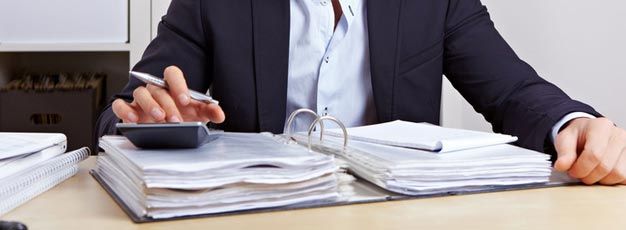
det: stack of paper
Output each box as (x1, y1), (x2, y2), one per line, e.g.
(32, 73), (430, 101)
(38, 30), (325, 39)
(299, 121), (552, 195)
(96, 133), (344, 219)
(0, 133), (90, 215)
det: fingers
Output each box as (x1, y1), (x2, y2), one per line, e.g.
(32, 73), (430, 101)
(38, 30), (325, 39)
(193, 101), (226, 123)
(581, 130), (625, 184)
(568, 118), (613, 178)
(599, 148), (626, 185)
(205, 103), (226, 123)
(118, 66), (223, 124)
(558, 118), (626, 185)
(133, 86), (166, 121)
(112, 99), (140, 122)
(164, 66), (191, 106)
(554, 128), (580, 172)
(147, 85), (183, 122)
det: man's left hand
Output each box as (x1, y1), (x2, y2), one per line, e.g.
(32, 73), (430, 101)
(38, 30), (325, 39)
(554, 117), (626, 185)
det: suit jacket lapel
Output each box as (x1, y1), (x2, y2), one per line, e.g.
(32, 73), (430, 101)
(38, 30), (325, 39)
(367, 0), (403, 122)
(251, 0), (291, 133)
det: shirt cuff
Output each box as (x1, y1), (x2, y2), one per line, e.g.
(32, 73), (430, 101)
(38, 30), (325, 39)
(551, 112), (597, 142)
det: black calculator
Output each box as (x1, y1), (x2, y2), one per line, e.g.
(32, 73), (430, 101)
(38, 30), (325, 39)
(116, 122), (218, 149)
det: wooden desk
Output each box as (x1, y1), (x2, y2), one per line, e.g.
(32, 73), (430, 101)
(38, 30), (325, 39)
(4, 157), (626, 229)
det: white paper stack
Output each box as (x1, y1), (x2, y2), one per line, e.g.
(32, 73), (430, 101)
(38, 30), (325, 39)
(300, 121), (552, 195)
(0, 133), (90, 216)
(97, 133), (343, 219)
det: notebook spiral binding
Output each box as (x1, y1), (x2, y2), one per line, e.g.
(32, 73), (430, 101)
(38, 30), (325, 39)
(283, 108), (349, 152)
(0, 166), (78, 216)
(0, 147), (91, 197)
(0, 147), (91, 216)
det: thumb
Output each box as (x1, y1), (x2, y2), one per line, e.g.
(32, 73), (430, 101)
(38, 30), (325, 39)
(554, 129), (580, 172)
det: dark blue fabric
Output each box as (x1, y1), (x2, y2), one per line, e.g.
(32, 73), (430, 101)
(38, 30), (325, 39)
(96, 0), (600, 154)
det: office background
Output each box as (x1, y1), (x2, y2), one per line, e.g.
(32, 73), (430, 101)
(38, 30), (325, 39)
(0, 0), (623, 138)
(443, 0), (626, 132)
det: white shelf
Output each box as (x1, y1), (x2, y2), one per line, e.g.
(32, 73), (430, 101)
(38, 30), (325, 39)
(0, 42), (131, 52)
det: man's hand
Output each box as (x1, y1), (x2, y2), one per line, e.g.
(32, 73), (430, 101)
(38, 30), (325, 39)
(555, 117), (626, 185)
(112, 66), (226, 124)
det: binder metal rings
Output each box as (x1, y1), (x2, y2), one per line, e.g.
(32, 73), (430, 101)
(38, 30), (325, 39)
(284, 108), (324, 141)
(284, 108), (349, 153)
(307, 116), (348, 152)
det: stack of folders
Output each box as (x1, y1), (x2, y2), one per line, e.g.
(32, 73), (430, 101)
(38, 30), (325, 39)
(0, 133), (90, 216)
(292, 120), (552, 196)
(96, 133), (350, 220)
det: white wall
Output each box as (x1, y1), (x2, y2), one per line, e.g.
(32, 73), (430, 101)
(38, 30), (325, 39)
(442, 0), (626, 132)
(151, 0), (172, 39)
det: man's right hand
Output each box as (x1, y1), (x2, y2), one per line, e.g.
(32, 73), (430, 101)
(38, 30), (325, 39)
(112, 66), (226, 124)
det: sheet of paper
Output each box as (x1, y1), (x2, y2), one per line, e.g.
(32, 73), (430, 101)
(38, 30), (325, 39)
(100, 133), (332, 173)
(301, 134), (549, 168)
(325, 120), (517, 152)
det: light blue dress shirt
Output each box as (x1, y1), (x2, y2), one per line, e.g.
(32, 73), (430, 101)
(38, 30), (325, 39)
(286, 0), (376, 132)
(285, 0), (592, 140)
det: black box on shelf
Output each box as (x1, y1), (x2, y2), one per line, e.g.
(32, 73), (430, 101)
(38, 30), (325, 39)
(0, 90), (100, 152)
(0, 73), (105, 153)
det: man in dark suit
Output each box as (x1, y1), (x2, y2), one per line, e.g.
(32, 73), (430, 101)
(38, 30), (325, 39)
(97, 0), (626, 185)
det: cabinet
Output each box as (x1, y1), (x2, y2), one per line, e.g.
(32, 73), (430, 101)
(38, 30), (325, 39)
(0, 0), (155, 99)
(0, 0), (160, 150)
(0, 0), (128, 44)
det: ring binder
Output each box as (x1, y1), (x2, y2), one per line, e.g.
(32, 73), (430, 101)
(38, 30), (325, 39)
(95, 133), (343, 221)
(306, 116), (349, 152)
(92, 108), (562, 222)
(284, 108), (324, 142)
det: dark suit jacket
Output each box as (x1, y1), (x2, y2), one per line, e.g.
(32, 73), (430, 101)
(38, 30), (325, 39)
(96, 0), (600, 153)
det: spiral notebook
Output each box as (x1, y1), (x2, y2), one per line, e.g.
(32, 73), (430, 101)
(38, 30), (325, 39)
(0, 147), (90, 216)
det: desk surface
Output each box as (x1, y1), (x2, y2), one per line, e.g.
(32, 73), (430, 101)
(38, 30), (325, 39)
(4, 157), (626, 230)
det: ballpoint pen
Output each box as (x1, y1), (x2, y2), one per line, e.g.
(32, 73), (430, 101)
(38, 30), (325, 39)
(129, 71), (219, 105)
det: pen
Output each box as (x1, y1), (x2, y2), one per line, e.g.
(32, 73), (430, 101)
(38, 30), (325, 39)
(0, 220), (27, 230)
(129, 71), (219, 105)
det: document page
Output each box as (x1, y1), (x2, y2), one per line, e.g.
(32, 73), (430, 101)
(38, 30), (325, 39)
(326, 120), (517, 152)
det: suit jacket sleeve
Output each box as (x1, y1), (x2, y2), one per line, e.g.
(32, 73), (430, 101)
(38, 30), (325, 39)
(442, 0), (600, 153)
(95, 0), (211, 139)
